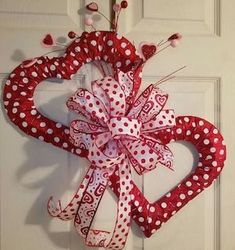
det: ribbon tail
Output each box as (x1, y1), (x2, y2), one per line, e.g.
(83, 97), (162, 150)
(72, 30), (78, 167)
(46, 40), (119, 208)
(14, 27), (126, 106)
(105, 158), (132, 249)
(47, 165), (95, 220)
(75, 157), (132, 250)
(74, 167), (110, 239)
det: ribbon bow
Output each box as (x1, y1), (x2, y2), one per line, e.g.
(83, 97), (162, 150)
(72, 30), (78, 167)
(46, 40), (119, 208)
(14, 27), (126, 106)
(48, 70), (175, 249)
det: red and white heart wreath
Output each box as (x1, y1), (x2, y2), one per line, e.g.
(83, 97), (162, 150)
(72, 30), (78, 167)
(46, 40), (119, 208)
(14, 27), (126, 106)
(3, 1), (226, 249)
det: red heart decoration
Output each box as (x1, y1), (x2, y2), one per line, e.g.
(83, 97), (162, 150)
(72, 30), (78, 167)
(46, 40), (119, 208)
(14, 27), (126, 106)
(86, 2), (98, 12)
(42, 34), (54, 46)
(109, 116), (226, 237)
(140, 43), (157, 61)
(4, 31), (142, 159)
(3, 31), (226, 237)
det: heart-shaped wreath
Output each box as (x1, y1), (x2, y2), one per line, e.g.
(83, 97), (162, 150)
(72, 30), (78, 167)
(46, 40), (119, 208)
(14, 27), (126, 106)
(3, 1), (226, 249)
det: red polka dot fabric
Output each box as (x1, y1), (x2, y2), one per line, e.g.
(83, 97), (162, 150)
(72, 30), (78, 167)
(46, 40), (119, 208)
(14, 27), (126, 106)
(3, 31), (143, 160)
(110, 116), (226, 237)
(3, 30), (226, 249)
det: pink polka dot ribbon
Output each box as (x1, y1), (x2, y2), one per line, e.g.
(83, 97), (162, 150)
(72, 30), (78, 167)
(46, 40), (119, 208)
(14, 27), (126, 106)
(48, 74), (176, 249)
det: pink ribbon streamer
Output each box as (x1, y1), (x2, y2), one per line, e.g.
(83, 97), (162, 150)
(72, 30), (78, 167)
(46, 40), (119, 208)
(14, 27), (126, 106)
(48, 70), (176, 249)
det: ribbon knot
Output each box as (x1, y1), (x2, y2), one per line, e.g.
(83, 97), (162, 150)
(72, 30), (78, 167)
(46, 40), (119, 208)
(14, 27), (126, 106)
(107, 117), (142, 139)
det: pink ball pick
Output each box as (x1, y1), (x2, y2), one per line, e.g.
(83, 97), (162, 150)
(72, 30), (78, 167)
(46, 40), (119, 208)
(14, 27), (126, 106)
(113, 3), (121, 12)
(170, 39), (179, 47)
(85, 16), (94, 26)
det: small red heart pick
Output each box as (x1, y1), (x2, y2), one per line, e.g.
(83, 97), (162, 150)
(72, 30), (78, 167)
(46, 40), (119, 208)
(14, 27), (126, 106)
(140, 43), (157, 61)
(86, 2), (98, 12)
(42, 34), (55, 47)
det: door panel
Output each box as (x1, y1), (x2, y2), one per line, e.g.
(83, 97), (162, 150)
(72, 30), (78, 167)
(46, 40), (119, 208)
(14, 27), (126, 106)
(1, 1), (235, 250)
(119, 0), (220, 36)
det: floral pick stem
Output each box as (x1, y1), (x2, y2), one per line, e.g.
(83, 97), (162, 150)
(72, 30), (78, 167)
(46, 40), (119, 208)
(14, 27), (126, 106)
(154, 44), (171, 56)
(55, 42), (67, 47)
(115, 10), (121, 31)
(154, 66), (186, 86)
(155, 76), (176, 86)
(98, 11), (114, 27)
(158, 40), (168, 47)
(91, 24), (96, 31)
(157, 39), (164, 46)
(42, 49), (65, 57)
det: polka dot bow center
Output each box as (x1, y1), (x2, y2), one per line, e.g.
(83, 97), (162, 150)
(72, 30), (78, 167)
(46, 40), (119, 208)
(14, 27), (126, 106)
(67, 69), (176, 174)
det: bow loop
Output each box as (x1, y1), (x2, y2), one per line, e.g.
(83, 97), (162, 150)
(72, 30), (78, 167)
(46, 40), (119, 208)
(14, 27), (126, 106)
(67, 88), (109, 126)
(122, 139), (159, 174)
(93, 76), (127, 117)
(128, 84), (168, 123)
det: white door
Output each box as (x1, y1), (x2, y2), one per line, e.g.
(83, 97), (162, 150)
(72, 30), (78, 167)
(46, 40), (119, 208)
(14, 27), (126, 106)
(1, 1), (234, 250)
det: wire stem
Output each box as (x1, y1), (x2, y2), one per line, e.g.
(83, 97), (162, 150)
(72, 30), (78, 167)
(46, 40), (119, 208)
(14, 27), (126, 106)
(157, 39), (164, 46)
(154, 44), (171, 56)
(98, 11), (114, 27)
(155, 76), (176, 86)
(55, 42), (67, 47)
(91, 24), (96, 31)
(42, 49), (65, 57)
(154, 66), (186, 86)
(115, 10), (121, 32)
(158, 40), (168, 47)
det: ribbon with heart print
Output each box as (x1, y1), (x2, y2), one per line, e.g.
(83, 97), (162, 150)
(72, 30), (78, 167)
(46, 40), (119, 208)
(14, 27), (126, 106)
(47, 70), (175, 248)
